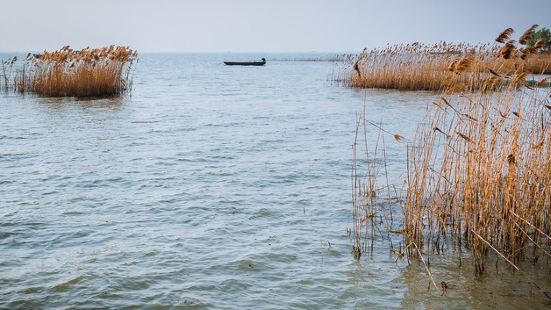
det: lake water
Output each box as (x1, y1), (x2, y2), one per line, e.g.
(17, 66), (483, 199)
(1, 54), (550, 309)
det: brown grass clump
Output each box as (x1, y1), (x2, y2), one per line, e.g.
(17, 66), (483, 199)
(2, 46), (137, 97)
(404, 26), (551, 274)
(340, 42), (495, 91)
(341, 30), (551, 91)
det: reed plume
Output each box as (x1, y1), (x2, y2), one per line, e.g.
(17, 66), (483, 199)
(519, 24), (539, 45)
(496, 28), (514, 43)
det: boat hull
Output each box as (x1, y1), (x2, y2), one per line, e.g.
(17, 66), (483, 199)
(224, 61), (266, 66)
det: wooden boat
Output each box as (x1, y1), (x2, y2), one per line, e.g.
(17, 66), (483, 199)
(224, 58), (266, 66)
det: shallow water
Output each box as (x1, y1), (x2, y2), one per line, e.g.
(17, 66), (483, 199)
(1, 53), (550, 309)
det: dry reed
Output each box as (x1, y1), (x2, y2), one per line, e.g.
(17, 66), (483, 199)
(341, 38), (551, 91)
(404, 27), (551, 274)
(2, 46), (137, 97)
(352, 26), (551, 278)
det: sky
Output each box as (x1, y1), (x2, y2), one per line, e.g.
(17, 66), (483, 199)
(1, 0), (550, 53)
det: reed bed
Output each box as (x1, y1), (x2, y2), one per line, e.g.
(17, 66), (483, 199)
(353, 26), (551, 278)
(342, 42), (491, 91)
(406, 27), (551, 275)
(342, 37), (551, 91)
(1, 46), (137, 97)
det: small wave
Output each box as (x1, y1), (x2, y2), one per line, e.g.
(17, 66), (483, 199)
(52, 275), (85, 292)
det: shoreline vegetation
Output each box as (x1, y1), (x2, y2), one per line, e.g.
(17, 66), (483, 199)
(1, 46), (137, 97)
(340, 26), (551, 92)
(353, 25), (551, 287)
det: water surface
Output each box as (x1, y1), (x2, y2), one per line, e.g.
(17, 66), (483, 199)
(1, 53), (550, 309)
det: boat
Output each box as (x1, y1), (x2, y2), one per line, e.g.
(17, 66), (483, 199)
(224, 58), (266, 66)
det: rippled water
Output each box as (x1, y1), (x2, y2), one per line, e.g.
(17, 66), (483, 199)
(1, 54), (550, 309)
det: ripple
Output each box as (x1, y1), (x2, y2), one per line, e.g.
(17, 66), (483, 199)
(52, 275), (85, 292)
(1, 54), (531, 309)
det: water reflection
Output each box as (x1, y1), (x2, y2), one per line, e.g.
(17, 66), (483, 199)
(400, 254), (551, 309)
(36, 95), (126, 111)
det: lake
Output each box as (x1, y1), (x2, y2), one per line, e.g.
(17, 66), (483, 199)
(1, 53), (550, 309)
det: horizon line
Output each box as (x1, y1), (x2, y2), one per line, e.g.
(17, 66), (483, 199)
(0, 50), (358, 54)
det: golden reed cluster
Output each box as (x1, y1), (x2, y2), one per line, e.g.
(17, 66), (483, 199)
(1, 45), (137, 97)
(352, 26), (550, 279)
(405, 26), (550, 275)
(343, 25), (550, 91)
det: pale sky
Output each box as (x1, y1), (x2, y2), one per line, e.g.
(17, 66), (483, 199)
(1, 0), (550, 53)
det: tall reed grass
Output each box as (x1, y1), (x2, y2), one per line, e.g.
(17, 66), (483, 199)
(341, 34), (551, 91)
(353, 26), (551, 278)
(405, 27), (551, 274)
(1, 46), (137, 97)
